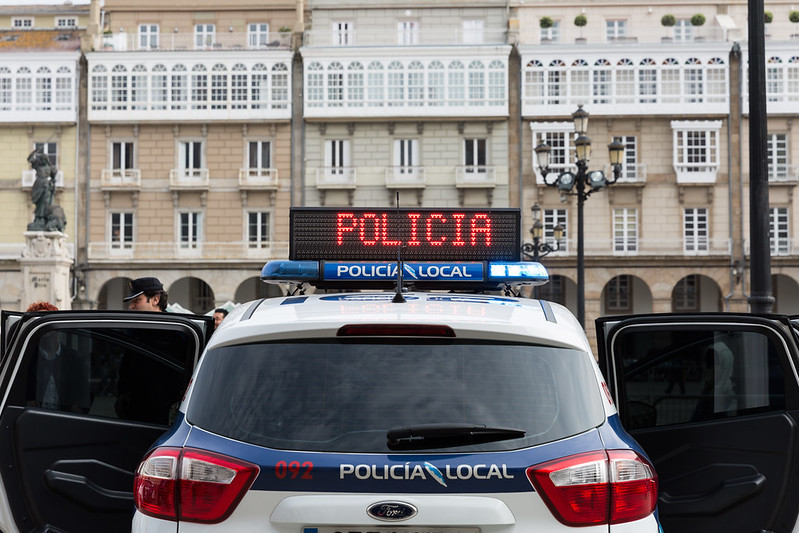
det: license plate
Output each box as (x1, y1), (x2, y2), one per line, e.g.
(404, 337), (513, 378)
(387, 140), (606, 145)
(305, 528), (480, 533)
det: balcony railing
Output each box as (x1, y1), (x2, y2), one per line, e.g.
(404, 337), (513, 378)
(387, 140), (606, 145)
(674, 164), (719, 184)
(88, 240), (290, 261)
(560, 237), (732, 256)
(239, 168), (279, 189)
(768, 164), (799, 183)
(316, 167), (356, 189)
(605, 163), (647, 183)
(169, 168), (210, 190)
(97, 31), (292, 52)
(455, 166), (496, 188)
(100, 168), (141, 190)
(385, 167), (425, 188)
(303, 27), (508, 47)
(22, 170), (65, 189)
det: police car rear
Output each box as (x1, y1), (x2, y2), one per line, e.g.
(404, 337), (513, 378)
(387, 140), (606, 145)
(132, 208), (659, 532)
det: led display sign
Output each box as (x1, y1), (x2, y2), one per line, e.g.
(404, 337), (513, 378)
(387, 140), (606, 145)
(290, 208), (521, 262)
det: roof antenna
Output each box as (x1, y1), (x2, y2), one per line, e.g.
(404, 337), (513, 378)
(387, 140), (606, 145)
(392, 192), (406, 303)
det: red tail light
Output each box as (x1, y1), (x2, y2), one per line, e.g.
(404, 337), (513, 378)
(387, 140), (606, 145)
(526, 450), (657, 526)
(134, 447), (259, 524)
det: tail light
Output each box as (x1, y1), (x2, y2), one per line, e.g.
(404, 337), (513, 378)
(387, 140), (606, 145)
(134, 447), (259, 524)
(526, 450), (657, 526)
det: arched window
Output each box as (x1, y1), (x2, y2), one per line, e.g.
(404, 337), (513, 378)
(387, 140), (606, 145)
(171, 64), (188, 109)
(90, 65), (107, 110)
(428, 60), (445, 106)
(53, 65), (73, 111)
(211, 63), (228, 109)
(570, 59), (589, 104)
(271, 63), (289, 109)
(328, 62), (344, 107)
(684, 58), (703, 103)
(131, 64), (147, 110)
(306, 62), (324, 107)
(387, 61), (404, 107)
(616, 58), (635, 104)
(231, 64), (248, 109)
(0, 67), (11, 110)
(767, 56), (784, 102)
(152, 64), (168, 110)
(252, 63), (268, 109)
(448, 60), (465, 106)
(468, 60), (485, 106)
(661, 58), (680, 103)
(488, 60), (505, 106)
(191, 64), (208, 110)
(788, 57), (799, 102)
(110, 65), (127, 110)
(408, 61), (424, 106)
(547, 59), (566, 105)
(638, 58), (657, 103)
(592, 59), (611, 104)
(367, 61), (384, 107)
(347, 62), (364, 107)
(706, 57), (726, 103)
(524, 59), (544, 106)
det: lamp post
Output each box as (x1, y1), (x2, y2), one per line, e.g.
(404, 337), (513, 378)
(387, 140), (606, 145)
(534, 105), (625, 327)
(522, 203), (564, 298)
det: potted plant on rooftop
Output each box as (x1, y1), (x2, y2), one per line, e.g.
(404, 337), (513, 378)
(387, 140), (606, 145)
(574, 14), (587, 43)
(791, 11), (799, 39)
(690, 13), (706, 40)
(765, 11), (773, 38)
(540, 16), (554, 43)
(661, 14), (676, 42)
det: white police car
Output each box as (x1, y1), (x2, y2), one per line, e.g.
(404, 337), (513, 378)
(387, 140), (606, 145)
(130, 207), (660, 532)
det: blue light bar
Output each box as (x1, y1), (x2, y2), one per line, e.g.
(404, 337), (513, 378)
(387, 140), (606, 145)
(261, 260), (320, 284)
(260, 260), (549, 287)
(487, 262), (549, 285)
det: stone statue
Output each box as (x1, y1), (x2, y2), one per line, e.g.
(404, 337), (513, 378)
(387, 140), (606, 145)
(27, 149), (66, 232)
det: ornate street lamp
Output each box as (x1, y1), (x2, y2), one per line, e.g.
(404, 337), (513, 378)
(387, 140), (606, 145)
(534, 105), (625, 327)
(522, 203), (564, 298)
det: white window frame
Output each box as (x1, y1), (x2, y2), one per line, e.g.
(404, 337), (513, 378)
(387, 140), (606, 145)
(247, 140), (272, 170)
(246, 210), (272, 249)
(56, 17), (77, 29)
(397, 21), (419, 45)
(324, 139), (351, 177)
(544, 208), (568, 254)
(605, 19), (628, 40)
(12, 18), (33, 29)
(177, 211), (202, 250)
(770, 206), (790, 255)
(683, 207), (709, 254)
(672, 120), (721, 183)
(248, 23), (270, 48)
(613, 135), (640, 181)
(464, 138), (487, 171)
(138, 24), (159, 50)
(33, 142), (57, 167)
(111, 141), (135, 170)
(194, 24), (215, 49)
(531, 122), (575, 182)
(463, 19), (484, 44)
(767, 133), (790, 181)
(674, 19), (693, 41)
(540, 21), (560, 42)
(613, 207), (638, 253)
(178, 140), (204, 174)
(109, 211), (134, 252)
(333, 21), (354, 45)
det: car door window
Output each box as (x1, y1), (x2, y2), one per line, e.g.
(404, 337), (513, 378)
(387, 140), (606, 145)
(615, 328), (786, 429)
(18, 326), (192, 425)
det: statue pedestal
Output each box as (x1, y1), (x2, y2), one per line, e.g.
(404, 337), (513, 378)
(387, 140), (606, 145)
(18, 231), (74, 310)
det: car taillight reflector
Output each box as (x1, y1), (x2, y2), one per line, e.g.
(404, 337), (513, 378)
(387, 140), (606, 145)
(527, 450), (657, 526)
(134, 447), (259, 524)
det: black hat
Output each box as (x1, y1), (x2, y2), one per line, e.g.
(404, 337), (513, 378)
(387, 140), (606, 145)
(123, 277), (164, 302)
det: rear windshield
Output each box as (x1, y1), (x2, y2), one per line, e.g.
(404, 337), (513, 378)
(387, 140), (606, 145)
(187, 341), (605, 453)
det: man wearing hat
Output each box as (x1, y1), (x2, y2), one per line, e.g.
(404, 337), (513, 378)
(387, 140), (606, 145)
(123, 277), (168, 312)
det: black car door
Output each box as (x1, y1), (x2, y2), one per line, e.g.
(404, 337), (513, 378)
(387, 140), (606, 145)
(596, 313), (799, 533)
(0, 310), (212, 533)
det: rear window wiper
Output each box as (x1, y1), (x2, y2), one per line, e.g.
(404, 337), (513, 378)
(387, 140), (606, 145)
(386, 423), (525, 450)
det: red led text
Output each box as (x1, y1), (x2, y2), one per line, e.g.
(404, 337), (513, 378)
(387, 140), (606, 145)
(336, 212), (492, 248)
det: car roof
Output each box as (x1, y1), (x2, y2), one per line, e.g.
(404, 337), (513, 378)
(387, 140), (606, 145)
(206, 292), (592, 353)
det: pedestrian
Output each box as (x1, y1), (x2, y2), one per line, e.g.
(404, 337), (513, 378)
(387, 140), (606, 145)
(123, 277), (168, 311)
(212, 308), (228, 330)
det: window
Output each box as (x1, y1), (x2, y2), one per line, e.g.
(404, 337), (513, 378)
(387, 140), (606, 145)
(231, 64), (247, 109)
(194, 24), (215, 49)
(248, 23), (269, 48)
(367, 62), (384, 107)
(463, 20), (484, 44)
(179, 212), (202, 249)
(131, 65), (147, 110)
(544, 208), (568, 252)
(0, 68), (10, 110)
(468, 60), (485, 105)
(56, 17), (77, 29)
(34, 142), (57, 167)
(328, 62), (344, 106)
(152, 65), (168, 110)
(464, 138), (487, 171)
(592, 59), (611, 104)
(408, 61), (424, 106)
(613, 327), (786, 430)
(36, 66), (52, 111)
(171, 65), (187, 109)
(179, 141), (203, 173)
(616, 59), (635, 104)
(112, 142), (134, 170)
(673, 276), (699, 311)
(685, 58), (704, 102)
(538, 275), (564, 305)
(448, 61), (465, 106)
(767, 133), (789, 181)
(248, 141), (272, 170)
(613, 208), (638, 253)
(333, 22), (354, 45)
(191, 65), (208, 109)
(770, 207), (790, 255)
(110, 65), (128, 110)
(251, 63), (268, 109)
(271, 63), (289, 109)
(532, 125), (573, 174)
(613, 135), (638, 180)
(90, 65), (107, 111)
(606, 19), (627, 40)
(325, 139), (350, 175)
(210, 64), (228, 109)
(605, 275), (631, 313)
(672, 121), (721, 179)
(13, 18), (33, 29)
(394, 139), (419, 173)
(674, 19), (693, 41)
(540, 20), (560, 42)
(397, 21), (419, 45)
(110, 212), (134, 250)
(428, 61), (445, 106)
(138, 24), (159, 49)
(347, 62), (364, 106)
(684, 207), (709, 253)
(247, 211), (271, 249)
(638, 59), (657, 103)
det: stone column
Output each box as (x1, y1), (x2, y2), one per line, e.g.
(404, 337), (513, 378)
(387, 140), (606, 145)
(19, 231), (74, 310)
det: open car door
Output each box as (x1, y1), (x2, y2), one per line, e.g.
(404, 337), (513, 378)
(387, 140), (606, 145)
(0, 310), (212, 533)
(596, 313), (799, 533)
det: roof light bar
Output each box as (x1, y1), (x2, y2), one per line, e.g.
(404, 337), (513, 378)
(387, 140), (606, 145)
(261, 260), (548, 287)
